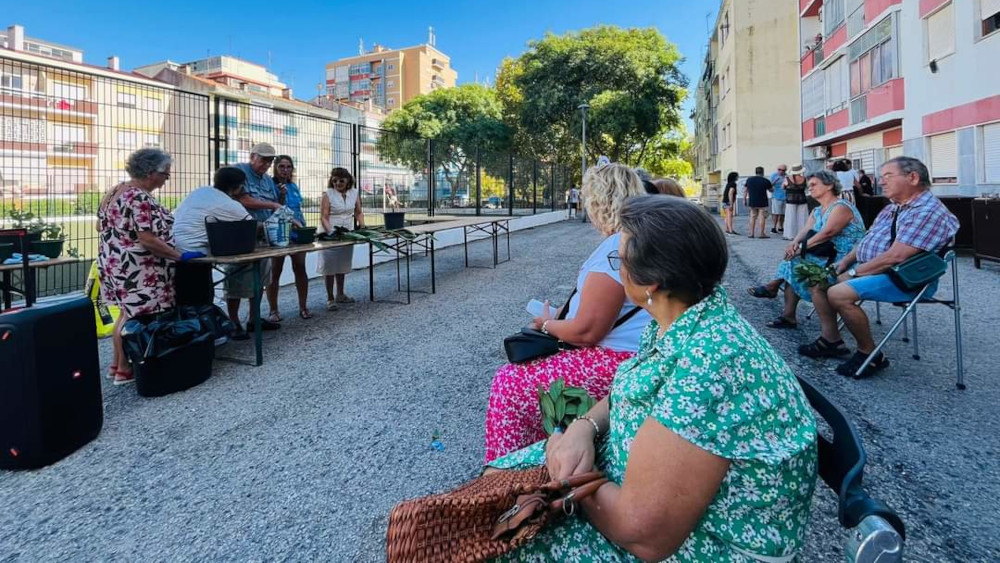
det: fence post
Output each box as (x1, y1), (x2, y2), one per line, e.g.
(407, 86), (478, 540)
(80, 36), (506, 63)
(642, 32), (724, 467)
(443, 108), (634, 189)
(351, 124), (360, 194)
(211, 96), (220, 173)
(507, 154), (514, 216)
(532, 160), (538, 214)
(427, 139), (435, 217)
(551, 163), (557, 212)
(475, 146), (482, 217)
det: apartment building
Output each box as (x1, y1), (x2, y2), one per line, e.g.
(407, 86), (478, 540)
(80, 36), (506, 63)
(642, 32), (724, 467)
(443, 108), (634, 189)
(324, 33), (457, 112)
(799, 0), (1000, 195)
(693, 0), (803, 208)
(135, 56), (289, 98)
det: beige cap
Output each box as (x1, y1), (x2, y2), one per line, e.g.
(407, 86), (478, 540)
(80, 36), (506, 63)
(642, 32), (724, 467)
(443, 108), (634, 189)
(789, 164), (805, 175)
(250, 142), (276, 157)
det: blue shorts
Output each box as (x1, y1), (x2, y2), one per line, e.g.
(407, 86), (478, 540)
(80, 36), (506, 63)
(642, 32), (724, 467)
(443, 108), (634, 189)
(845, 274), (938, 304)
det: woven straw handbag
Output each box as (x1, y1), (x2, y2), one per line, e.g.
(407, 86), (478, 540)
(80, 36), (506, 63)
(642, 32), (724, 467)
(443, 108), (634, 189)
(386, 468), (607, 562)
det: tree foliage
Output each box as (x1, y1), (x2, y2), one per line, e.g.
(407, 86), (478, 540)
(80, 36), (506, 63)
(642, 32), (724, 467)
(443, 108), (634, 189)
(377, 84), (511, 203)
(497, 26), (688, 173)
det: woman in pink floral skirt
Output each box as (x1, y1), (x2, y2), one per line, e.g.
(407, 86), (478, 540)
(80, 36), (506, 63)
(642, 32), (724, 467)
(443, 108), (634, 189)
(484, 163), (650, 462)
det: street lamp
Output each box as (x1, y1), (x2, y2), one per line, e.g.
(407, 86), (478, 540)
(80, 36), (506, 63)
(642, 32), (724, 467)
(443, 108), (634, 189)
(578, 103), (590, 181)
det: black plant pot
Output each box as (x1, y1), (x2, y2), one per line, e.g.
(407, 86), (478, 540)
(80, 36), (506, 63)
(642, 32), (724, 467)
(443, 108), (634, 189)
(0, 243), (13, 262)
(383, 212), (405, 230)
(31, 239), (65, 259)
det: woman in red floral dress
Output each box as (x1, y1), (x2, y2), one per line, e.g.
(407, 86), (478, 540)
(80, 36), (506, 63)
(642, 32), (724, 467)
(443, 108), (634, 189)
(97, 148), (185, 386)
(483, 164), (652, 462)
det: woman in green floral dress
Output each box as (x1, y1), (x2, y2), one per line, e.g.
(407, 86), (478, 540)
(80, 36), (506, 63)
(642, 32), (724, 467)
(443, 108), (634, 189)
(488, 196), (819, 562)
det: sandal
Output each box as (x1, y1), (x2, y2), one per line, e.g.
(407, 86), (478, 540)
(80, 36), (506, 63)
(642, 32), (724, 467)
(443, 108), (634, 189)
(267, 311), (282, 323)
(837, 351), (891, 379)
(326, 299), (339, 311)
(300, 308), (313, 320)
(335, 294), (355, 304)
(798, 337), (850, 358)
(112, 369), (135, 386)
(765, 316), (798, 329)
(747, 285), (778, 299)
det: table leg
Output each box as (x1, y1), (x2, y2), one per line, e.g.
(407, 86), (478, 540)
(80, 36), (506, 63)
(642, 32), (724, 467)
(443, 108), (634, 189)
(430, 235), (436, 294)
(464, 227), (469, 267)
(396, 237), (402, 292)
(406, 242), (411, 305)
(505, 221), (511, 262)
(2, 271), (11, 310)
(369, 242), (375, 302)
(492, 223), (499, 268)
(252, 261), (263, 367)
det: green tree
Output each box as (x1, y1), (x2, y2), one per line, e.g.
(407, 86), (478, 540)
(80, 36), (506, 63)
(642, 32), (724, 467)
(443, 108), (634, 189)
(497, 26), (687, 175)
(377, 84), (510, 205)
(639, 132), (694, 179)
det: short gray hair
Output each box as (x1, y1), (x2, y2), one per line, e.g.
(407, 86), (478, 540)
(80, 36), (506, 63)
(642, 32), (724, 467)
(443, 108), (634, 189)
(618, 195), (728, 305)
(884, 156), (931, 188)
(807, 169), (842, 195)
(125, 148), (173, 180)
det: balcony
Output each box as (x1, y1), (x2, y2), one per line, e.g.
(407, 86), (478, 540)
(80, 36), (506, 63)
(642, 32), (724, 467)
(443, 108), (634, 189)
(0, 90), (98, 117)
(801, 0), (822, 17)
(51, 141), (98, 156)
(431, 58), (444, 70)
(0, 140), (46, 155)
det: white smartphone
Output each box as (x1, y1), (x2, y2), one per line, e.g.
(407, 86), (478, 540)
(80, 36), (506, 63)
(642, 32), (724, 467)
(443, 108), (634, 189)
(526, 299), (559, 318)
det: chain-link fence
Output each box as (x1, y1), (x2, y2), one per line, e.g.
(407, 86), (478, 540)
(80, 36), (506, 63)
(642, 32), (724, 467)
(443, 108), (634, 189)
(1, 53), (574, 298)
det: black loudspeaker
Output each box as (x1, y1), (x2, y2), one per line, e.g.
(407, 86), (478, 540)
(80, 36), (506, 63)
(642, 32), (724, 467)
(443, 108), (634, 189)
(0, 296), (103, 469)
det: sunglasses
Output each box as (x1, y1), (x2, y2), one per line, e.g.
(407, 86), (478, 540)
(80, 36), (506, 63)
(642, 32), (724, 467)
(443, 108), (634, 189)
(607, 250), (621, 271)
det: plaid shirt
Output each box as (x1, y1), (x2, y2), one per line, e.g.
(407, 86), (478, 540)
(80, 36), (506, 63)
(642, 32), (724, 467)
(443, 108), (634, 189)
(855, 190), (959, 264)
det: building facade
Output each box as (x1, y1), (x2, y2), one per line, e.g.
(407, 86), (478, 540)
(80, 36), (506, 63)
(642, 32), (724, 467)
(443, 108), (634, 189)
(799, 0), (1000, 195)
(324, 40), (457, 112)
(693, 0), (803, 207)
(135, 56), (289, 98)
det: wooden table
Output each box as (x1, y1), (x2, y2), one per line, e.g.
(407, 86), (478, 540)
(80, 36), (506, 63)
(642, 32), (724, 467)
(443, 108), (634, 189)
(0, 257), (81, 310)
(191, 239), (357, 367)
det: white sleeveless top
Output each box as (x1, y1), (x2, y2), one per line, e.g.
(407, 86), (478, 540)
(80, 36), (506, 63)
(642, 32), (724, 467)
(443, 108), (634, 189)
(325, 187), (358, 232)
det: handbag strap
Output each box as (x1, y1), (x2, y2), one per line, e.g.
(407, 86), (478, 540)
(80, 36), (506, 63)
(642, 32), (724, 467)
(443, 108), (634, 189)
(556, 288), (576, 321)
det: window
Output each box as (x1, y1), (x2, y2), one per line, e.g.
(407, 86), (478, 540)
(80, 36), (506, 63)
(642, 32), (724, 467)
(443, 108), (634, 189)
(144, 134), (161, 148)
(387, 79), (395, 87)
(116, 92), (136, 108)
(725, 67), (731, 93)
(0, 73), (24, 91)
(388, 98), (395, 107)
(144, 97), (162, 112)
(825, 57), (849, 112)
(982, 0), (1000, 35)
(387, 64), (395, 71)
(982, 122), (1000, 183)
(720, 12), (730, 46)
(929, 132), (958, 183)
(52, 82), (86, 100)
(117, 130), (137, 148)
(886, 145), (904, 160)
(802, 71), (826, 118)
(850, 31), (896, 99)
(1, 116), (46, 142)
(824, 0), (847, 36)
(927, 3), (956, 62)
(53, 125), (85, 143)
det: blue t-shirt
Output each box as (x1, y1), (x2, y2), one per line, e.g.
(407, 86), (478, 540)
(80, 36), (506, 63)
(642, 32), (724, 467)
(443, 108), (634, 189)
(234, 162), (279, 222)
(278, 181), (306, 226)
(770, 172), (786, 201)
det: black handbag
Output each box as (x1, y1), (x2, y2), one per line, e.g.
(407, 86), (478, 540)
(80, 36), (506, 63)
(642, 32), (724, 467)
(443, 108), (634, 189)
(799, 230), (838, 266)
(503, 289), (641, 364)
(885, 209), (948, 292)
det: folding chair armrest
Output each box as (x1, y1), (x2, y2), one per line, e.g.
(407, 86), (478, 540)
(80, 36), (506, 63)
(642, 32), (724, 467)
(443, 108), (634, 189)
(842, 489), (906, 539)
(845, 514), (904, 563)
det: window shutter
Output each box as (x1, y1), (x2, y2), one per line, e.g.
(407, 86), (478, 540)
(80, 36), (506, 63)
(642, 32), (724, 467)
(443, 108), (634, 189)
(927, 4), (956, 61)
(982, 0), (1000, 19)
(886, 146), (904, 160)
(983, 123), (1000, 183)
(930, 132), (958, 182)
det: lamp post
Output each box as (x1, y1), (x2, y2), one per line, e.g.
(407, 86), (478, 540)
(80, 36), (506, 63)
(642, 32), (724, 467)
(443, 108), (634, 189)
(578, 103), (590, 181)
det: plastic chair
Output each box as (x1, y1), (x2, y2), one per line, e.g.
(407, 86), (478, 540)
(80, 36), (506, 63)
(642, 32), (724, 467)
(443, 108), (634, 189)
(854, 248), (965, 389)
(797, 375), (905, 562)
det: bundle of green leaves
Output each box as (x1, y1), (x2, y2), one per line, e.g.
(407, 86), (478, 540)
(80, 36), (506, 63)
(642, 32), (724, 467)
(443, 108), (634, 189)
(538, 378), (596, 436)
(793, 262), (838, 290)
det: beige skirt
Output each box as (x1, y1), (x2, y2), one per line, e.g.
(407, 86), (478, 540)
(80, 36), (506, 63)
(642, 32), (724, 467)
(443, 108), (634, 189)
(317, 245), (353, 275)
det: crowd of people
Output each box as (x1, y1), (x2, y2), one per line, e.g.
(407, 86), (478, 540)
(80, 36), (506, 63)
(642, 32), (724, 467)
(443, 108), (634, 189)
(96, 144), (364, 386)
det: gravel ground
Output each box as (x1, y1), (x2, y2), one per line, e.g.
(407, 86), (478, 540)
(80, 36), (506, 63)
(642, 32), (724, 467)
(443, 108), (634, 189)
(1, 215), (998, 561)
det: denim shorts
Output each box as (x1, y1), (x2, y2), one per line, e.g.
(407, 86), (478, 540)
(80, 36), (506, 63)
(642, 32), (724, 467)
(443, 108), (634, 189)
(845, 273), (938, 304)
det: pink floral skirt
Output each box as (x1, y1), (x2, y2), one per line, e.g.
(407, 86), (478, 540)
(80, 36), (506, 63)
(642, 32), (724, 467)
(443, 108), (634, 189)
(484, 346), (634, 463)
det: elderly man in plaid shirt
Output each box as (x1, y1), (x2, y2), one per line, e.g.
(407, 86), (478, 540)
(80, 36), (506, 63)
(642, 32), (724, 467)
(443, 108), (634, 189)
(799, 156), (959, 378)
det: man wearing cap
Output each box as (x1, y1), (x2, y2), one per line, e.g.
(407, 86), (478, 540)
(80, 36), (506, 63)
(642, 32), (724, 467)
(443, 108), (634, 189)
(226, 143), (284, 337)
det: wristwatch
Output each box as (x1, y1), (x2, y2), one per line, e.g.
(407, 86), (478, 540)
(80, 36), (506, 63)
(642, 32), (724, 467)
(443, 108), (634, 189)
(847, 268), (858, 278)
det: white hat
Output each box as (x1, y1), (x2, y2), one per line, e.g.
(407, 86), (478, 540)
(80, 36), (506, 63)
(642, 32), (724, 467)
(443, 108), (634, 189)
(250, 142), (276, 157)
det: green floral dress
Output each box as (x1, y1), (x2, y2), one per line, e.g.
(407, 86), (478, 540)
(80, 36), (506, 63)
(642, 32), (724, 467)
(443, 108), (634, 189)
(489, 287), (818, 562)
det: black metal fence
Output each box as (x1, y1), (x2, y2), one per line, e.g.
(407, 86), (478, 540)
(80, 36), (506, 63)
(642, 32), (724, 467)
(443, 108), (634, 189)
(0, 53), (573, 298)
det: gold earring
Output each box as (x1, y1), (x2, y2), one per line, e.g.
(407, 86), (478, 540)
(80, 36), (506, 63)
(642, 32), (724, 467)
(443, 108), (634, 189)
(645, 290), (653, 306)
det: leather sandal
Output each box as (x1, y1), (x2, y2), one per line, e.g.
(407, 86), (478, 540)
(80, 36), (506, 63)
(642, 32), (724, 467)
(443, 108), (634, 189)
(798, 337), (850, 358)
(766, 316), (798, 329)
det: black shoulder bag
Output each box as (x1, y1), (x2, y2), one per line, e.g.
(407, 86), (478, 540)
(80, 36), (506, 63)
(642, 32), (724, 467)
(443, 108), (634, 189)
(503, 289), (642, 364)
(885, 208), (948, 292)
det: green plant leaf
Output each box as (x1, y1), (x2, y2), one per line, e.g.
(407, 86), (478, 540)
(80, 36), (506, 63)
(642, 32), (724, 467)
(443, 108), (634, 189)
(540, 393), (556, 419)
(542, 418), (556, 436)
(550, 377), (564, 397)
(555, 395), (566, 422)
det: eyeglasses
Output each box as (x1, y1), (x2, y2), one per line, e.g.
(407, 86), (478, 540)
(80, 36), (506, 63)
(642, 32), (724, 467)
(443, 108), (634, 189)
(607, 250), (621, 271)
(880, 172), (904, 182)
(256, 156), (275, 163)
(155, 171), (171, 179)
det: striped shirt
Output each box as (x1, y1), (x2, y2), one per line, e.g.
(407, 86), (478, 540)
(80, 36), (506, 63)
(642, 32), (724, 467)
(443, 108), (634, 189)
(855, 190), (959, 264)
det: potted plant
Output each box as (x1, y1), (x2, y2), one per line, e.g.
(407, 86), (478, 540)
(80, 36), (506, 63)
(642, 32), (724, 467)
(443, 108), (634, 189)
(382, 185), (405, 230)
(30, 222), (66, 259)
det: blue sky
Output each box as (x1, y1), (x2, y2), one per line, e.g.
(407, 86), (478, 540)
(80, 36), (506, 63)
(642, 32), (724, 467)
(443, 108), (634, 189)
(5, 0), (716, 127)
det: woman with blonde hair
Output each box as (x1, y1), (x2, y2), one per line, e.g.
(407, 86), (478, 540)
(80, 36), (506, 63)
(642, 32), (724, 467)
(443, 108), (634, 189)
(484, 163), (651, 462)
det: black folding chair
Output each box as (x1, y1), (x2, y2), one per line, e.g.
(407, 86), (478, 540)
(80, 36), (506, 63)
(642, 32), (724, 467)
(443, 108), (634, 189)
(797, 375), (905, 562)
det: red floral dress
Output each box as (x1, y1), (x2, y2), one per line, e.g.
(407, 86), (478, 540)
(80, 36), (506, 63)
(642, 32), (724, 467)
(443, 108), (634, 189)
(97, 183), (176, 317)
